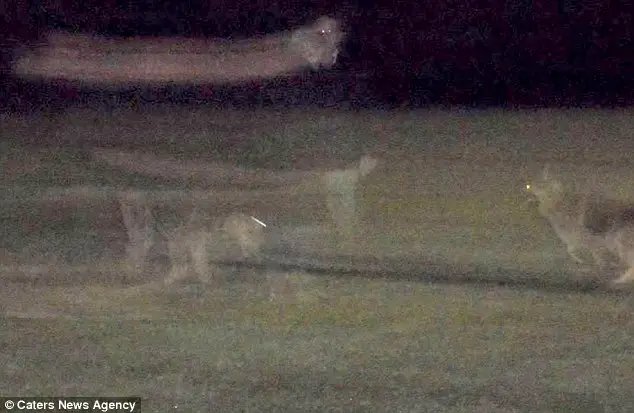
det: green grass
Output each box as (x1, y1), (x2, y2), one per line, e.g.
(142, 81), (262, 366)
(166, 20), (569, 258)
(3, 107), (634, 411)
(2, 277), (633, 411)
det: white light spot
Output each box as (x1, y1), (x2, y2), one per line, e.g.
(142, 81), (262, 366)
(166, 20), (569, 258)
(250, 216), (267, 227)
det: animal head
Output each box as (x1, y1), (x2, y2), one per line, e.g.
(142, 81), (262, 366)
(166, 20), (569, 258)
(359, 155), (379, 178)
(525, 164), (570, 209)
(289, 16), (345, 69)
(221, 213), (268, 258)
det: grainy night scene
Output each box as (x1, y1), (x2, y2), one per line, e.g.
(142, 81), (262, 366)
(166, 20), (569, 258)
(1, 0), (633, 411)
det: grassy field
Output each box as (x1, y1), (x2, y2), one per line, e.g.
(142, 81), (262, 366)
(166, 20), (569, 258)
(1, 107), (634, 411)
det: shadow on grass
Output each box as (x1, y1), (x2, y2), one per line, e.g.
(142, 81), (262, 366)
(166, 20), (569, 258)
(0, 252), (624, 302)
(224, 252), (624, 297)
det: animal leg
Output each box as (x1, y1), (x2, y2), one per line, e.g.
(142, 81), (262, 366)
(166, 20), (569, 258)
(119, 193), (155, 275)
(611, 266), (634, 285)
(189, 232), (212, 284)
(164, 235), (190, 285)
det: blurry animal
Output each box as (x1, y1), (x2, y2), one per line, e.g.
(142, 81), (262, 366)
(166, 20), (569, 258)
(13, 16), (345, 84)
(288, 16), (344, 69)
(320, 154), (378, 241)
(118, 191), (266, 285)
(527, 164), (634, 286)
(600, 220), (634, 285)
(101, 151), (378, 245)
(584, 196), (634, 286)
(526, 165), (616, 267)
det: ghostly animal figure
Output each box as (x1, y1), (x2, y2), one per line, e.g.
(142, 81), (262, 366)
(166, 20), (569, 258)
(119, 191), (156, 276)
(526, 164), (634, 287)
(321, 155), (378, 243)
(163, 210), (267, 286)
(603, 223), (634, 285)
(13, 16), (345, 84)
(118, 191), (266, 285)
(220, 213), (267, 259)
(526, 165), (616, 268)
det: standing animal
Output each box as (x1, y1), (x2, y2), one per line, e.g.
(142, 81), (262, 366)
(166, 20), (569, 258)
(527, 164), (634, 286)
(319, 154), (378, 242)
(97, 151), (379, 245)
(118, 191), (267, 285)
(526, 165), (616, 267)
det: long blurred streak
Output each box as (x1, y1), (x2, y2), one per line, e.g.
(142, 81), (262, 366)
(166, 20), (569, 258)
(12, 16), (344, 86)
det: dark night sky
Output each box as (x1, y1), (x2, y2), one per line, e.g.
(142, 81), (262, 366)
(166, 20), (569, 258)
(2, 0), (634, 107)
